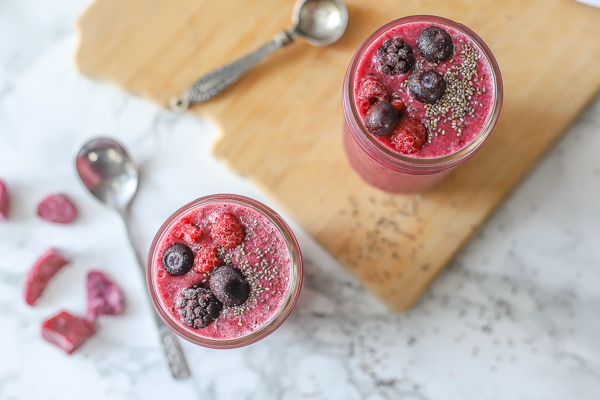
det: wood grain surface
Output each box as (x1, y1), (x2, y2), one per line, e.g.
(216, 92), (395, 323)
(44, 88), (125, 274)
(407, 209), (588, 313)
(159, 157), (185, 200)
(75, 0), (600, 311)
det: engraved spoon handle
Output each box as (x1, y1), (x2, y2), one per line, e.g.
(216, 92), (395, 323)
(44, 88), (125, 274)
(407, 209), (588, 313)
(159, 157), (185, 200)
(171, 30), (296, 111)
(119, 207), (191, 380)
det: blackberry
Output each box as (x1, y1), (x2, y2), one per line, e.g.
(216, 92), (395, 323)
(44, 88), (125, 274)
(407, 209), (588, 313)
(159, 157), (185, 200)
(377, 37), (415, 75)
(416, 26), (453, 63)
(178, 284), (222, 329)
(209, 265), (250, 307)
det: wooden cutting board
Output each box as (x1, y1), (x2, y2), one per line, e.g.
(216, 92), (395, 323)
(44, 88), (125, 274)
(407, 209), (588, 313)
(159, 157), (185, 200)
(75, 0), (600, 311)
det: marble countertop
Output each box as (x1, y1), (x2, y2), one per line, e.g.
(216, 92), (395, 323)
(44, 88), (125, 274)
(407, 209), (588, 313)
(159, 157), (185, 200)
(1, 0), (599, 399)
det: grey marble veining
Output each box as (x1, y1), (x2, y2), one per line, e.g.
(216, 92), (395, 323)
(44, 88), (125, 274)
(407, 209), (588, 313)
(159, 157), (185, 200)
(1, 1), (599, 399)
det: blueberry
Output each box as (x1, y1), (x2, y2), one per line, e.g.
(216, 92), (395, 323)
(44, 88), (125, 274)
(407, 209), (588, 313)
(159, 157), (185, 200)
(364, 101), (400, 137)
(209, 265), (250, 307)
(408, 70), (447, 104)
(416, 26), (453, 63)
(161, 243), (194, 276)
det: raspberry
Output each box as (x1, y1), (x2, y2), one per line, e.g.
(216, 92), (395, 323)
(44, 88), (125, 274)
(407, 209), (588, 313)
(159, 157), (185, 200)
(41, 311), (96, 354)
(210, 213), (244, 249)
(37, 194), (78, 224)
(24, 249), (69, 306)
(391, 99), (406, 114)
(356, 78), (389, 112)
(174, 221), (202, 244)
(194, 247), (220, 274)
(390, 117), (428, 155)
(86, 270), (125, 320)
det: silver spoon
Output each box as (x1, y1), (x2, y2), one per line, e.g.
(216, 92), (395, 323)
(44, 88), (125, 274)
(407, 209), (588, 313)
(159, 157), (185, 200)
(75, 138), (190, 380)
(170, 0), (348, 111)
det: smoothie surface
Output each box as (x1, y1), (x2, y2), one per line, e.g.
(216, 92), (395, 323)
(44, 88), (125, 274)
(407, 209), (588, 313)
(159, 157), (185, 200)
(354, 20), (495, 158)
(154, 202), (291, 340)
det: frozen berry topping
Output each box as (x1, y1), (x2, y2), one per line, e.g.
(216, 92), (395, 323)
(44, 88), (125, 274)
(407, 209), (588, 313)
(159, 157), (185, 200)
(174, 220), (203, 244)
(24, 249), (69, 306)
(391, 99), (406, 114)
(194, 246), (220, 274)
(0, 179), (10, 221)
(416, 26), (453, 63)
(179, 284), (222, 328)
(161, 243), (194, 276)
(377, 37), (415, 75)
(390, 116), (428, 155)
(41, 311), (96, 354)
(356, 78), (389, 112)
(408, 69), (447, 104)
(365, 101), (400, 137)
(37, 194), (78, 224)
(209, 264), (250, 307)
(210, 213), (244, 249)
(86, 270), (125, 319)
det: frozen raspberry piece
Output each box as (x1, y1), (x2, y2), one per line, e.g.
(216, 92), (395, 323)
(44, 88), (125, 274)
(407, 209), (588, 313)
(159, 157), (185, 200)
(37, 194), (78, 224)
(41, 311), (95, 354)
(0, 179), (9, 221)
(24, 249), (69, 306)
(87, 270), (125, 320)
(194, 247), (220, 274)
(210, 213), (244, 249)
(391, 99), (406, 114)
(390, 116), (428, 155)
(356, 78), (389, 112)
(174, 222), (203, 244)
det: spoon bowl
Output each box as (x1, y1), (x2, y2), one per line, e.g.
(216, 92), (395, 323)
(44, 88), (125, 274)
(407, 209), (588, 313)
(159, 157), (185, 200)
(293, 0), (348, 46)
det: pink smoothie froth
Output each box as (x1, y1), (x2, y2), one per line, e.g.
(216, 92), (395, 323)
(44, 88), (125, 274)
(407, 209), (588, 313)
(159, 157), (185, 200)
(154, 202), (291, 340)
(354, 21), (495, 158)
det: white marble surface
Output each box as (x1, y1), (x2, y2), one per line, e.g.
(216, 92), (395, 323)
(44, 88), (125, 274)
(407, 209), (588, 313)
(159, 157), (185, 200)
(1, 1), (600, 399)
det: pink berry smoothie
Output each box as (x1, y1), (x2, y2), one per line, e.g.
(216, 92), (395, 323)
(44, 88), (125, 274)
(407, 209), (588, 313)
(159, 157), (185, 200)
(342, 15), (503, 193)
(147, 195), (303, 348)
(354, 20), (495, 158)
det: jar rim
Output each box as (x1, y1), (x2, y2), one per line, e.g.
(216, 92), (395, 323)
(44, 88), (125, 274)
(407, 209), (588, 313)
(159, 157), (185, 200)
(146, 194), (303, 349)
(342, 15), (504, 173)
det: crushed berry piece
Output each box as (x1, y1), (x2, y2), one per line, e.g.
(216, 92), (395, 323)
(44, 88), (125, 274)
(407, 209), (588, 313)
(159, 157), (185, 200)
(41, 311), (96, 354)
(356, 78), (389, 112)
(194, 246), (220, 274)
(0, 179), (9, 221)
(161, 243), (194, 276)
(209, 264), (250, 307)
(86, 270), (125, 319)
(37, 194), (78, 224)
(391, 99), (406, 114)
(390, 116), (428, 155)
(364, 101), (399, 137)
(210, 213), (244, 249)
(24, 249), (69, 306)
(178, 284), (222, 329)
(377, 37), (415, 75)
(174, 222), (203, 244)
(416, 26), (453, 63)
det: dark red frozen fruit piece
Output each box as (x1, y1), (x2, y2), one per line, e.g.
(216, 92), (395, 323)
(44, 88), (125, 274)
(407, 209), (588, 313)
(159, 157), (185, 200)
(174, 222), (203, 245)
(178, 284), (222, 329)
(24, 249), (69, 306)
(391, 99), (406, 114)
(87, 270), (125, 320)
(0, 179), (9, 221)
(390, 116), (428, 155)
(364, 101), (400, 137)
(356, 78), (389, 112)
(377, 37), (415, 75)
(408, 69), (447, 104)
(209, 264), (250, 307)
(37, 194), (78, 224)
(41, 311), (95, 354)
(416, 26), (453, 63)
(194, 246), (220, 274)
(210, 213), (244, 249)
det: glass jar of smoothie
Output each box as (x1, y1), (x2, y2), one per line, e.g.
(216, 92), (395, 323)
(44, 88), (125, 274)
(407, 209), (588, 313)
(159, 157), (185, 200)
(343, 15), (503, 193)
(147, 194), (303, 349)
